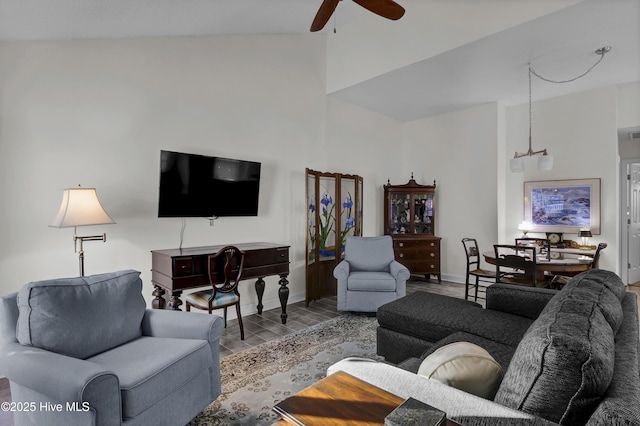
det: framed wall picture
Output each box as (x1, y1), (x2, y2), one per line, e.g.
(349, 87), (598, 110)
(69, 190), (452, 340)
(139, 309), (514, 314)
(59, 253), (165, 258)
(524, 178), (601, 235)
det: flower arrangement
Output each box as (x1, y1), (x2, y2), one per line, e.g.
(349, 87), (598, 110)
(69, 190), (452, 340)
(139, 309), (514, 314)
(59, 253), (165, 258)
(308, 192), (356, 257)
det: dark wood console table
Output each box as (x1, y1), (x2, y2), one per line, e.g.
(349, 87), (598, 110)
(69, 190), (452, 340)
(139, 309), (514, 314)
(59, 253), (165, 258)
(151, 242), (291, 324)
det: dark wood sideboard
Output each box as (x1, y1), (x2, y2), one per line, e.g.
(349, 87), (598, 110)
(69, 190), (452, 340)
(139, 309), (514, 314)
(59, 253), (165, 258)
(151, 242), (291, 324)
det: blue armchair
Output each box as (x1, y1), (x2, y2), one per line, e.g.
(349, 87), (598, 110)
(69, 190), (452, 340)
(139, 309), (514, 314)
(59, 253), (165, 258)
(0, 270), (224, 426)
(334, 236), (410, 312)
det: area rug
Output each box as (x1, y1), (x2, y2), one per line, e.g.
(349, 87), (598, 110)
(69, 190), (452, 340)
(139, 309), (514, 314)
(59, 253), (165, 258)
(189, 314), (381, 425)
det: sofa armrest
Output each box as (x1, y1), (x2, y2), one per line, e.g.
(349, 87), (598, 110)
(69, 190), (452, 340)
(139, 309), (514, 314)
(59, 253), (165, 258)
(486, 284), (557, 320)
(0, 342), (121, 424)
(142, 309), (224, 342)
(333, 260), (350, 280)
(328, 358), (559, 426)
(390, 260), (410, 281)
(142, 309), (225, 398)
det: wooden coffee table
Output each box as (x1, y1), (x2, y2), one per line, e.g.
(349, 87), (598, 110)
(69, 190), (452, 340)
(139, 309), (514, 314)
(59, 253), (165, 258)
(272, 370), (461, 425)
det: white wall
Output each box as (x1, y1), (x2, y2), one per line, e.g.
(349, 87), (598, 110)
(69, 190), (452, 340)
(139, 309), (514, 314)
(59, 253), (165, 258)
(0, 35), (636, 307)
(0, 36), (402, 315)
(402, 103), (500, 282)
(504, 86), (620, 272)
(617, 82), (640, 130)
(324, 96), (402, 236)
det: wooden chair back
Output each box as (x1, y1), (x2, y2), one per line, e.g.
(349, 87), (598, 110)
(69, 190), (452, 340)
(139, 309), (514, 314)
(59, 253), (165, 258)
(208, 245), (245, 295)
(591, 243), (608, 269)
(494, 244), (538, 286)
(462, 238), (481, 272)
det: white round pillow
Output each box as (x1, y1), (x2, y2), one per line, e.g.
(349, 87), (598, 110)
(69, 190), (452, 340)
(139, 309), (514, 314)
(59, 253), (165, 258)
(417, 342), (504, 400)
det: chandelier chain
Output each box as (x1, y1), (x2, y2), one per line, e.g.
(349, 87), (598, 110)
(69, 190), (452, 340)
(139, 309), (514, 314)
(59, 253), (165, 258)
(529, 48), (609, 84)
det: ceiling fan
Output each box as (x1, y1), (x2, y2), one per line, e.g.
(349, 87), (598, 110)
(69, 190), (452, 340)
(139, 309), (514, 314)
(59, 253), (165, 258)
(310, 0), (405, 32)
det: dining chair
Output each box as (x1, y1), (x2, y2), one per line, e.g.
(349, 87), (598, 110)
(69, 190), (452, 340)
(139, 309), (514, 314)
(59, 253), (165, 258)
(461, 238), (497, 302)
(186, 245), (246, 340)
(550, 243), (608, 289)
(493, 244), (538, 287)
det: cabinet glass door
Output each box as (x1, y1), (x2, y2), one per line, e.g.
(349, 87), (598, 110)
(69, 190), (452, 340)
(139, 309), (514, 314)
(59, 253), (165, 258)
(389, 193), (411, 234)
(413, 193), (434, 235)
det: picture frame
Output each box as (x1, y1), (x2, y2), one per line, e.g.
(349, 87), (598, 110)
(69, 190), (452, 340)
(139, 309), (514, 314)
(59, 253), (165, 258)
(524, 178), (601, 235)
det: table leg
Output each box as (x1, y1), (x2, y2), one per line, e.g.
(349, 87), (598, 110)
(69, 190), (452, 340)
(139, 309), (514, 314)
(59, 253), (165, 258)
(279, 273), (289, 324)
(168, 290), (183, 311)
(152, 285), (166, 309)
(255, 277), (265, 314)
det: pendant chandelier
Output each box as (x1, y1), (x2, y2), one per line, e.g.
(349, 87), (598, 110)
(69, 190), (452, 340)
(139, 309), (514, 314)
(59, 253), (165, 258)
(510, 46), (611, 173)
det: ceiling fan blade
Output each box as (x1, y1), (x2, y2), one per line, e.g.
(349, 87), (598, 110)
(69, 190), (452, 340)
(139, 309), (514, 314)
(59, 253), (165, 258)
(352, 0), (405, 20)
(310, 0), (341, 32)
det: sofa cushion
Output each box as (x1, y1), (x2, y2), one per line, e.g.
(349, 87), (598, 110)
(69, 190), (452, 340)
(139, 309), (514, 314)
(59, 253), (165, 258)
(87, 336), (212, 420)
(347, 271), (397, 291)
(418, 342), (504, 400)
(345, 236), (394, 271)
(16, 270), (146, 359)
(377, 292), (533, 348)
(559, 269), (625, 333)
(494, 269), (623, 425)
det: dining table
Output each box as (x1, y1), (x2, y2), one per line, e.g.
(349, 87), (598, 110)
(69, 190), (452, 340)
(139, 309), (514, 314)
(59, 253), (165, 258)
(483, 247), (596, 282)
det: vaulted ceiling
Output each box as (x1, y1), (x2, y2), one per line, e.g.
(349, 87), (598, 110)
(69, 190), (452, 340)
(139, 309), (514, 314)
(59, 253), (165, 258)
(1, 0), (637, 122)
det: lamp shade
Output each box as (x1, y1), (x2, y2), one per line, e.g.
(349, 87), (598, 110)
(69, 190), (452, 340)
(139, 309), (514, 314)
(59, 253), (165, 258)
(510, 157), (524, 173)
(537, 155), (554, 171)
(579, 229), (593, 238)
(50, 187), (115, 228)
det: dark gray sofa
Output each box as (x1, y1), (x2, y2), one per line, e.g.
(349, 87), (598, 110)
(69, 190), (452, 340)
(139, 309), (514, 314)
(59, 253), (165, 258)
(328, 269), (640, 425)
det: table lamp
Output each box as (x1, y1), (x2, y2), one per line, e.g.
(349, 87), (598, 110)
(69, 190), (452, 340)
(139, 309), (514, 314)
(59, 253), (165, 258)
(518, 221), (532, 237)
(579, 228), (592, 250)
(50, 186), (115, 276)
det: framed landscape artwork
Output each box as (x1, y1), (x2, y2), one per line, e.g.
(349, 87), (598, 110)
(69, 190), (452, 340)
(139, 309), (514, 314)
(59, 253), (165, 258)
(524, 178), (601, 235)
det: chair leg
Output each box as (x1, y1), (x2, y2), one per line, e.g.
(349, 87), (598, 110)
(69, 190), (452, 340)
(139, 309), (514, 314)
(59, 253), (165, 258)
(464, 275), (470, 300)
(474, 276), (479, 302)
(235, 303), (244, 340)
(223, 306), (228, 328)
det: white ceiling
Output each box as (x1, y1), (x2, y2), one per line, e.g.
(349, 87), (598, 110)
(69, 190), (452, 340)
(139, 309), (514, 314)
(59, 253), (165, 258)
(0, 0), (638, 122)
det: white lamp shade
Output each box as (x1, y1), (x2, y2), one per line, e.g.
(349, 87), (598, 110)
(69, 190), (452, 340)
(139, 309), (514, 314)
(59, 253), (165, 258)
(538, 155), (554, 171)
(50, 187), (115, 228)
(510, 157), (524, 173)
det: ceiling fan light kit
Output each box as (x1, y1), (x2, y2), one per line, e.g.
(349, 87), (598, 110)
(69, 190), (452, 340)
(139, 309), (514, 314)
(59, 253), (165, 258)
(510, 46), (611, 173)
(310, 0), (405, 32)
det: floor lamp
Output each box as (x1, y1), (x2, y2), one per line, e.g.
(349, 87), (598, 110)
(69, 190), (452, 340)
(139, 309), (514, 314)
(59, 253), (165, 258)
(50, 186), (115, 277)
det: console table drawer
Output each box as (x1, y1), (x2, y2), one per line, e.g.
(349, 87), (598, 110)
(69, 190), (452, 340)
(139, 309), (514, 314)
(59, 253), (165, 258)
(173, 257), (193, 276)
(244, 247), (290, 268)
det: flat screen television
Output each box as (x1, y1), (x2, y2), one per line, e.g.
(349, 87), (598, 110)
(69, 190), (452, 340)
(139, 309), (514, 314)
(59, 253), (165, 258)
(158, 150), (261, 217)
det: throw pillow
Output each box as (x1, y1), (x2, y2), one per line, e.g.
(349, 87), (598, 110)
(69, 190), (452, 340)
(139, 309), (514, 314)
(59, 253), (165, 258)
(417, 341), (503, 400)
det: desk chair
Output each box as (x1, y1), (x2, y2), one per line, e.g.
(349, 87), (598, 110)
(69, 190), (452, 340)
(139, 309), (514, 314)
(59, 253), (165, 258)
(461, 238), (497, 302)
(186, 245), (246, 340)
(494, 244), (538, 287)
(551, 243), (608, 289)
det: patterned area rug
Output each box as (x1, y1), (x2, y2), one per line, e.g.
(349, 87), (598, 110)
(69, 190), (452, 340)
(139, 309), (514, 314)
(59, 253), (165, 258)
(189, 314), (381, 425)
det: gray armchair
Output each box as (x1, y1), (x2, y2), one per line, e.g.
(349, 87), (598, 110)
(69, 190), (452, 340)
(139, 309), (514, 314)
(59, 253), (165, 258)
(0, 270), (224, 426)
(334, 236), (410, 312)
